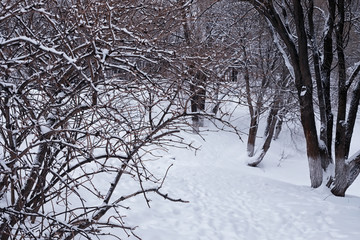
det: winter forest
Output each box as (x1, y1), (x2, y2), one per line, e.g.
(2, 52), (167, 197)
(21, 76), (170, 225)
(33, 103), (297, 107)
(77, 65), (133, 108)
(1, 0), (360, 239)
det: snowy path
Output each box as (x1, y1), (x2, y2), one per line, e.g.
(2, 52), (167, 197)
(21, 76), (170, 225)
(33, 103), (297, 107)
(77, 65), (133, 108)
(118, 131), (360, 240)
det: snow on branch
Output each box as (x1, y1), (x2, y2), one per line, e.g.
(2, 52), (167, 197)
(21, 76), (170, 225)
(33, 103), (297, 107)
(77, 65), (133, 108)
(347, 61), (360, 89)
(0, 36), (78, 66)
(268, 23), (295, 79)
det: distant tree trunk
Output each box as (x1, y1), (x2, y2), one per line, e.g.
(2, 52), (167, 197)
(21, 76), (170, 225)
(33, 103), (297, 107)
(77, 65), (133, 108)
(247, 113), (259, 157)
(231, 67), (238, 82)
(248, 67), (290, 167)
(190, 69), (207, 131)
(180, 0), (207, 131)
(264, 99), (284, 141)
(212, 81), (220, 115)
(269, 68), (291, 141)
(273, 116), (283, 140)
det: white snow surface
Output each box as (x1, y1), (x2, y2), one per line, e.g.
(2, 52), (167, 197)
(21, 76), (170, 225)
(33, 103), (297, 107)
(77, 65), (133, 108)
(109, 124), (360, 240)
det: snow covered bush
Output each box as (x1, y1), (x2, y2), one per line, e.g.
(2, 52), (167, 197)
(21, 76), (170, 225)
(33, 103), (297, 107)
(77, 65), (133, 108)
(0, 1), (225, 239)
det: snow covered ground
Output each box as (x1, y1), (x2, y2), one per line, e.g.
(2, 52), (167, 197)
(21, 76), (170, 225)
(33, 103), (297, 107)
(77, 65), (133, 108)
(110, 119), (360, 240)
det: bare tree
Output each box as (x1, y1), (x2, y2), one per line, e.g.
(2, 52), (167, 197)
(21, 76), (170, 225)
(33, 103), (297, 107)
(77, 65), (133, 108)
(216, 7), (296, 165)
(240, 27), (280, 158)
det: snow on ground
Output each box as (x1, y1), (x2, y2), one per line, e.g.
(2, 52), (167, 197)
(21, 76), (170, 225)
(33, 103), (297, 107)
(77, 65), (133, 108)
(111, 120), (360, 240)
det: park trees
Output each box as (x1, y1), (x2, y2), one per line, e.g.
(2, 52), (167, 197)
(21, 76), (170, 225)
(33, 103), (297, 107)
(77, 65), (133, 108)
(241, 0), (360, 196)
(207, 2), (297, 166)
(2, 0), (360, 239)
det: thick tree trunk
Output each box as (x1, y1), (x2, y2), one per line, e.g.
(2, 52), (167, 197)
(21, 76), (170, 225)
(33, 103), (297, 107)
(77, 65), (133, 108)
(328, 0), (360, 196)
(293, 0), (323, 188)
(331, 0), (353, 196)
(331, 154), (360, 196)
(307, 0), (334, 170)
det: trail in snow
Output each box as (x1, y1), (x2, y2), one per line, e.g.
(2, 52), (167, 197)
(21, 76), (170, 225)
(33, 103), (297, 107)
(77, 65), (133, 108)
(110, 127), (360, 240)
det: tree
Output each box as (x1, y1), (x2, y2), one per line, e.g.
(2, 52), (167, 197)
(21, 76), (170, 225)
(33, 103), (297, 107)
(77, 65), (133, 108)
(239, 18), (290, 160)
(213, 4), (297, 166)
(247, 64), (296, 167)
(178, 0), (231, 131)
(241, 0), (360, 196)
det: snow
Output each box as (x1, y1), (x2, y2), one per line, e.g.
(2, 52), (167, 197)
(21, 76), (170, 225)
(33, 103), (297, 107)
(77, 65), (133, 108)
(300, 86), (307, 97)
(268, 22), (295, 80)
(102, 122), (360, 240)
(0, 36), (77, 64)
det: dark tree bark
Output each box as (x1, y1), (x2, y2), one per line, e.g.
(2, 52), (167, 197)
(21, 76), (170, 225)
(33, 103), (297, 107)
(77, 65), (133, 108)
(330, 0), (360, 196)
(288, 0), (323, 188)
(320, 0), (336, 160)
(247, 114), (259, 157)
(180, 0), (208, 131)
(242, 0), (360, 194)
(243, 0), (323, 187)
(231, 67), (238, 82)
(307, 0), (334, 169)
(190, 69), (207, 129)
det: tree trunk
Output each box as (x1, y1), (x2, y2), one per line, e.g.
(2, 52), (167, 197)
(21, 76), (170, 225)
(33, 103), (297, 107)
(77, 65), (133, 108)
(190, 69), (207, 131)
(180, 1), (207, 131)
(231, 67), (238, 82)
(332, 0), (351, 196)
(293, 0), (323, 188)
(248, 104), (278, 167)
(321, 0), (336, 159)
(264, 105), (276, 137)
(307, 0), (333, 170)
(273, 118), (282, 140)
(247, 113), (259, 157)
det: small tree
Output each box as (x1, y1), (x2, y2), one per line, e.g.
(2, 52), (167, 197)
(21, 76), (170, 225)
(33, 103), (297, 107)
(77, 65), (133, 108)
(240, 26), (281, 158)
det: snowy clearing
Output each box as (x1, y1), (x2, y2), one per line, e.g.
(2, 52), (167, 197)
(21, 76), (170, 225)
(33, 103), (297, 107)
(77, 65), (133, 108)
(111, 125), (360, 240)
